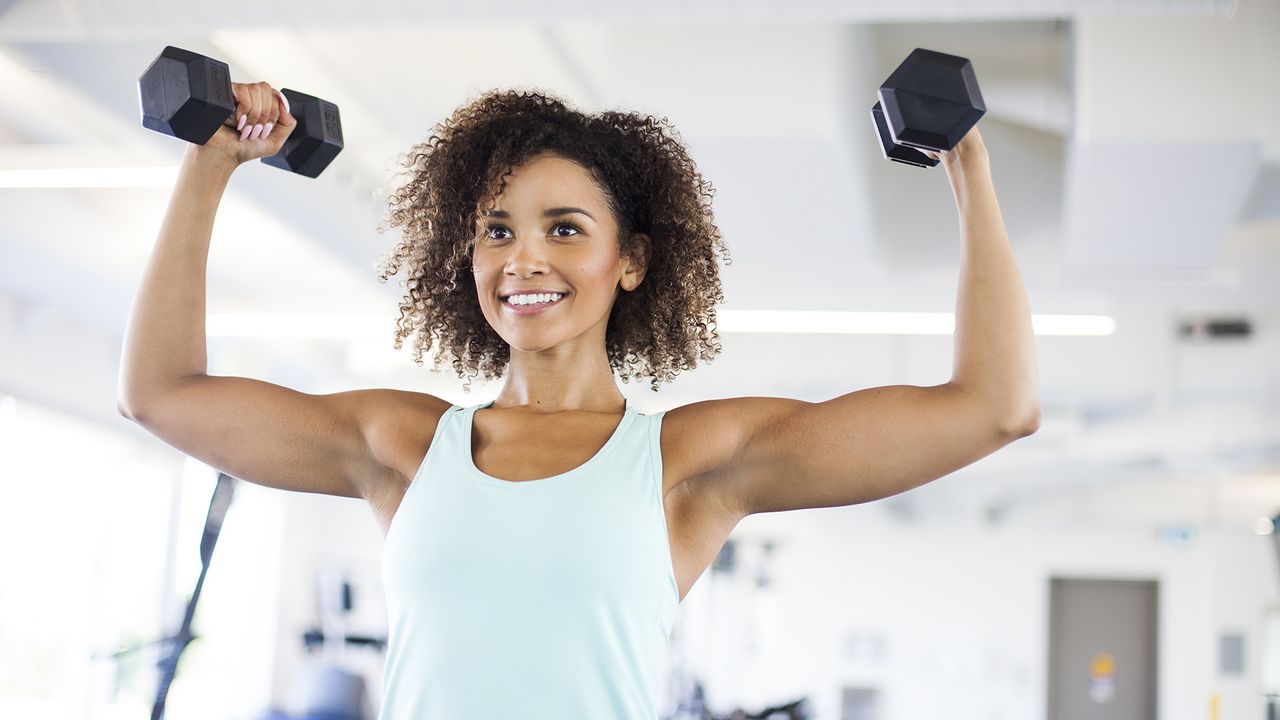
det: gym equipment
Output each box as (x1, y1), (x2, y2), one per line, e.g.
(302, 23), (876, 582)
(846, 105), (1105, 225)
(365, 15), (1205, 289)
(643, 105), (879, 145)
(661, 676), (814, 720)
(138, 45), (344, 178)
(90, 473), (237, 720)
(870, 48), (985, 168)
(92, 473), (236, 719)
(256, 663), (369, 720)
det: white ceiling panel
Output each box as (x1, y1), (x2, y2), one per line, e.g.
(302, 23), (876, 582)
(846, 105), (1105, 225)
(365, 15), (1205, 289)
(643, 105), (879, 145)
(1063, 140), (1262, 270)
(0, 0), (1238, 42)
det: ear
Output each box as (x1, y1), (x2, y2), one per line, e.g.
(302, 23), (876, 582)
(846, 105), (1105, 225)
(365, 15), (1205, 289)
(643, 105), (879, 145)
(620, 233), (652, 292)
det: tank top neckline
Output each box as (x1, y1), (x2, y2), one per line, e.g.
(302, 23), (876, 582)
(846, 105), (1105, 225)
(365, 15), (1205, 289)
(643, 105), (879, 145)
(462, 398), (638, 488)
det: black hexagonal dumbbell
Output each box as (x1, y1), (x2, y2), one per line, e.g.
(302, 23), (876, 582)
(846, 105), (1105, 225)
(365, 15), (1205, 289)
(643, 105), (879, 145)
(870, 48), (985, 169)
(137, 45), (343, 178)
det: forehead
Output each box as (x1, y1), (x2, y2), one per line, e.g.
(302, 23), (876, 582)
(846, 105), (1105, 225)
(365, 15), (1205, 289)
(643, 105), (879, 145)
(483, 153), (605, 208)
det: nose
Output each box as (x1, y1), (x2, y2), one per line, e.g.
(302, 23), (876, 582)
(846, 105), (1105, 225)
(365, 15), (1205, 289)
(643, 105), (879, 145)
(502, 236), (551, 278)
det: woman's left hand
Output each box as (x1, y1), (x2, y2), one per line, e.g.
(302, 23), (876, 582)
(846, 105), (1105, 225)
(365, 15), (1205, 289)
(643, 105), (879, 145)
(920, 125), (987, 168)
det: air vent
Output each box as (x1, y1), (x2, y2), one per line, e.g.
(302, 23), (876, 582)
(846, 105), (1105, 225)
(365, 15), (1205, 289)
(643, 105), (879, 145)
(1178, 317), (1252, 340)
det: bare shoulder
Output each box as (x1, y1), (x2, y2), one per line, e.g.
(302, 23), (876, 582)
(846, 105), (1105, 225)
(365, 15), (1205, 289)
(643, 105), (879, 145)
(659, 396), (809, 517)
(348, 389), (454, 537)
(355, 389), (454, 491)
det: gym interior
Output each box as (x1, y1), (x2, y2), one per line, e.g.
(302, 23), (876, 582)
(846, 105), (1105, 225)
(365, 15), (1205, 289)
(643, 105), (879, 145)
(1, 0), (1278, 718)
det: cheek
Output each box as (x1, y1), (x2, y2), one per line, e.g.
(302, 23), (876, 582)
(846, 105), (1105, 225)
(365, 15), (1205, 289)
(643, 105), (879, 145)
(472, 270), (500, 311)
(579, 254), (624, 286)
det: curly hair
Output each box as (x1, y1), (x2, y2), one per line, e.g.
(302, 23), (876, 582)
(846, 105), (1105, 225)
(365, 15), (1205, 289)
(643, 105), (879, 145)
(374, 89), (732, 393)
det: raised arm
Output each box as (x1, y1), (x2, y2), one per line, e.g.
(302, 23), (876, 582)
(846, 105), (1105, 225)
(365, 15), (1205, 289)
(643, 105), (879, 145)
(117, 82), (438, 504)
(666, 127), (1040, 518)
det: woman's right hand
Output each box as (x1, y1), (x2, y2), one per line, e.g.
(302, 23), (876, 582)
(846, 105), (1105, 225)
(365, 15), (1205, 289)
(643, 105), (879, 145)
(195, 81), (297, 168)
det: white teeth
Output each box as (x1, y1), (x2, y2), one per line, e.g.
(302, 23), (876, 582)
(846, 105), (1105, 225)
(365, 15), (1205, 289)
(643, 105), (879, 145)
(507, 292), (564, 306)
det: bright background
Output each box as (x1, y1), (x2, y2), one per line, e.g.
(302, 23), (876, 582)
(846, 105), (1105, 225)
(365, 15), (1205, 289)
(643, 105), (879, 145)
(1, 0), (1278, 718)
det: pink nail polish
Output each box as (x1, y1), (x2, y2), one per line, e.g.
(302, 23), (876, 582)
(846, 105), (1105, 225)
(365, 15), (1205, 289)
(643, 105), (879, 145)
(240, 124), (252, 141)
(263, 122), (273, 136)
(238, 114), (246, 131)
(254, 123), (265, 140)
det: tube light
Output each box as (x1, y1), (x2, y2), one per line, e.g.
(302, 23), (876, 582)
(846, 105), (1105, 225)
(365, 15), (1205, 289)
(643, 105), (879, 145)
(718, 311), (1115, 335)
(0, 166), (179, 188)
(207, 314), (385, 339)
(207, 311), (1116, 338)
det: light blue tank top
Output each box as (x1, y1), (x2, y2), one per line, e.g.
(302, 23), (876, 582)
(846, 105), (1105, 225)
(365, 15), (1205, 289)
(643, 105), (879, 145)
(379, 398), (679, 719)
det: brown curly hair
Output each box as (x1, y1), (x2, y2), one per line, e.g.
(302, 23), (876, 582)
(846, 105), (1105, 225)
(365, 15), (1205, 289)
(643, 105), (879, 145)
(374, 89), (732, 392)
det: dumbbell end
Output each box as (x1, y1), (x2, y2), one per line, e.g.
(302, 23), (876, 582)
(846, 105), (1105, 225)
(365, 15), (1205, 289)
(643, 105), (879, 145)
(879, 88), (984, 152)
(876, 48), (986, 153)
(138, 46), (235, 145)
(871, 102), (938, 169)
(260, 88), (344, 178)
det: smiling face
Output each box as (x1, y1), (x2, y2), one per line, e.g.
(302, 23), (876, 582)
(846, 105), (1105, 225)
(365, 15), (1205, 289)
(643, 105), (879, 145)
(471, 151), (648, 357)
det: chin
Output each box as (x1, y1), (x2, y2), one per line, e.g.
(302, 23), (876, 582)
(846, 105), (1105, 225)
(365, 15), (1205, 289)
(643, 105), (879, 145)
(507, 343), (560, 355)
(496, 329), (552, 352)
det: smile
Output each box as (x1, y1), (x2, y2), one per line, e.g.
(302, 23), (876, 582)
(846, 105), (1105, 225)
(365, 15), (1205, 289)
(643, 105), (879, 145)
(502, 293), (568, 316)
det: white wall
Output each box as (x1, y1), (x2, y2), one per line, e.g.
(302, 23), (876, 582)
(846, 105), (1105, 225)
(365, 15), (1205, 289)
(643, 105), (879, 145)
(671, 483), (1280, 719)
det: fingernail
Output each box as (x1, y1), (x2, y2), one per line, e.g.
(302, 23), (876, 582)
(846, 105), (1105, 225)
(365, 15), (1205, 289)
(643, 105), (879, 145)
(251, 123), (263, 140)
(277, 90), (291, 116)
(240, 124), (252, 141)
(237, 114), (246, 131)
(263, 122), (273, 136)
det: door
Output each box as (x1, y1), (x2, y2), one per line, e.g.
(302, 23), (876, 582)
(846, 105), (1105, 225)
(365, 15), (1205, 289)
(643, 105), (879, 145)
(1047, 578), (1158, 720)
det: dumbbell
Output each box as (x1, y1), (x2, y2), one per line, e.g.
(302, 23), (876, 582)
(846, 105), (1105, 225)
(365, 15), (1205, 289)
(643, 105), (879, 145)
(871, 48), (985, 168)
(137, 45), (343, 178)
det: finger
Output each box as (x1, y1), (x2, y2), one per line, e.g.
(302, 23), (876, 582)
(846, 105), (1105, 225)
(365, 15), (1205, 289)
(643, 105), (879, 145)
(273, 89), (296, 129)
(266, 87), (280, 125)
(262, 86), (280, 139)
(239, 83), (260, 140)
(260, 83), (277, 140)
(251, 83), (269, 140)
(230, 82), (251, 131)
(240, 105), (255, 142)
(274, 89), (291, 119)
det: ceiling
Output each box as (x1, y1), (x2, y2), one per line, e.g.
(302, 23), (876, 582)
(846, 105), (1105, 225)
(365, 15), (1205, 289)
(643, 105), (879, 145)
(1, 0), (1276, 526)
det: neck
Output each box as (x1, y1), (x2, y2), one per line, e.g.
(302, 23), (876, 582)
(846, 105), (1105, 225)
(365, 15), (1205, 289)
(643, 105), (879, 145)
(491, 355), (625, 414)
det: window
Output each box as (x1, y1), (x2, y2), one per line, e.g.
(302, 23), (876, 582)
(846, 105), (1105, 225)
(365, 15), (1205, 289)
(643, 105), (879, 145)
(0, 395), (282, 719)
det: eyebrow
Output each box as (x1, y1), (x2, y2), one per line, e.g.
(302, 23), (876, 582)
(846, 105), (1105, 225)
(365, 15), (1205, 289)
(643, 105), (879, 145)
(482, 207), (596, 222)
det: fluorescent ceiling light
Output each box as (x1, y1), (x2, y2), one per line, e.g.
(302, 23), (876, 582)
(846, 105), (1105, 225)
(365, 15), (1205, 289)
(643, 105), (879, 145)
(208, 314), (386, 340)
(0, 166), (179, 188)
(719, 311), (1115, 335)
(208, 311), (1116, 338)
(1027, 314), (1117, 336)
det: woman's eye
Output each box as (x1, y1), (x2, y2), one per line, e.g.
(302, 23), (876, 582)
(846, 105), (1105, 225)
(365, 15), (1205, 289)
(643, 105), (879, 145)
(481, 223), (579, 240)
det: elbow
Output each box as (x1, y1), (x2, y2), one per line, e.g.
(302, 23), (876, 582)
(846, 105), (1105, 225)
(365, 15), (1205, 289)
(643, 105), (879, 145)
(117, 397), (147, 423)
(999, 402), (1041, 439)
(956, 382), (1041, 439)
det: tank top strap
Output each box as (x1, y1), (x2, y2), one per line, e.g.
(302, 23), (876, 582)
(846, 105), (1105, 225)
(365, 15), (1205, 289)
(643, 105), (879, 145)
(402, 403), (463, 491)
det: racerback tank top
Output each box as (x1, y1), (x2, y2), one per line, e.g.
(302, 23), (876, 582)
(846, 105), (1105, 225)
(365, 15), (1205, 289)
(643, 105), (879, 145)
(379, 398), (680, 719)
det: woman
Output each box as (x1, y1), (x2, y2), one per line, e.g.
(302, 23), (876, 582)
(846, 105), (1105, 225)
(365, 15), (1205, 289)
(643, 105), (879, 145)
(118, 83), (1039, 719)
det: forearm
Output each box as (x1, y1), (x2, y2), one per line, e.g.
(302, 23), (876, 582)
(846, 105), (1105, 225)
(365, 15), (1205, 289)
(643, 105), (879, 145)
(118, 145), (237, 414)
(943, 135), (1040, 431)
